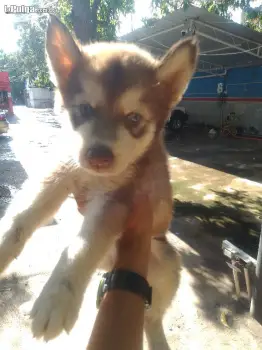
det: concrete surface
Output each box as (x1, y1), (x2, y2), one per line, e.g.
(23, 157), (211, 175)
(0, 107), (262, 349)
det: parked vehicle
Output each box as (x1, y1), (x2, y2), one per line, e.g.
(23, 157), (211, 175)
(0, 72), (13, 115)
(166, 107), (188, 131)
(0, 110), (9, 134)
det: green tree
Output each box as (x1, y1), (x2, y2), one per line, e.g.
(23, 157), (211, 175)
(15, 13), (52, 88)
(71, 0), (134, 43)
(0, 50), (25, 103)
(12, 0), (135, 88)
(149, 0), (262, 31)
(245, 5), (262, 32)
(0, 50), (8, 71)
(150, 0), (191, 16)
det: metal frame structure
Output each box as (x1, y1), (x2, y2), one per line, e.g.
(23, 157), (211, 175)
(223, 222), (262, 325)
(194, 19), (262, 59)
(120, 5), (262, 76)
(137, 24), (184, 43)
(127, 22), (226, 74)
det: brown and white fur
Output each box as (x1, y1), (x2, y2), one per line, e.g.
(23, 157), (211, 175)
(0, 16), (198, 347)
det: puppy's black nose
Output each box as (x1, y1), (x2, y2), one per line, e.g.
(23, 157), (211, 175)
(86, 145), (114, 170)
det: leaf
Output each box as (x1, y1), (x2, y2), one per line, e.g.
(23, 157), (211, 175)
(150, 0), (261, 32)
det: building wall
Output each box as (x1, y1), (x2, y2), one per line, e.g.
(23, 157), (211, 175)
(179, 65), (262, 134)
(25, 87), (54, 108)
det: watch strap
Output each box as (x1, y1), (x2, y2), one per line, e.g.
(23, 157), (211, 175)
(96, 269), (152, 309)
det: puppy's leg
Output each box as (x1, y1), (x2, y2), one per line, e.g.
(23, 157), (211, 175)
(145, 237), (181, 350)
(0, 170), (72, 273)
(145, 318), (171, 350)
(30, 195), (128, 341)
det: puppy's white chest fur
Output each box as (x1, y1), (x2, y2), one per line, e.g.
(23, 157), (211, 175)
(73, 164), (133, 198)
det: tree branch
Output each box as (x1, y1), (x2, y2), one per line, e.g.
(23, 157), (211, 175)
(91, 0), (102, 40)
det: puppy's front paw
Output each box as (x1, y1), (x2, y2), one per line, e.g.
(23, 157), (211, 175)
(0, 224), (25, 273)
(30, 277), (81, 341)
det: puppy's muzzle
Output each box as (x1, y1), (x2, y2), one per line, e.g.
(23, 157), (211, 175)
(86, 144), (114, 171)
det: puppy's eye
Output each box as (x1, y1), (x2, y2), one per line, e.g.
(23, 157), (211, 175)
(126, 113), (142, 125)
(79, 103), (94, 118)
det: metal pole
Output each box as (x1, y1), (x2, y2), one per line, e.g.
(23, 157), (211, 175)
(232, 260), (241, 300)
(138, 24), (184, 42)
(250, 220), (262, 325)
(193, 19), (262, 47)
(196, 31), (262, 59)
(244, 267), (252, 301)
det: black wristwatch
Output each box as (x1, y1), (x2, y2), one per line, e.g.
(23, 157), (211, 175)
(96, 269), (152, 310)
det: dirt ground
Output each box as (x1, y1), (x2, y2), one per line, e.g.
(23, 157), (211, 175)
(166, 128), (262, 257)
(164, 128), (262, 349)
(1, 122), (262, 349)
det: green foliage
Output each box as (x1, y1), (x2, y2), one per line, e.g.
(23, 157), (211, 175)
(2, 0), (135, 90)
(151, 0), (192, 17)
(71, 0), (135, 42)
(198, 0), (251, 19)
(12, 0), (74, 88)
(0, 50), (9, 72)
(0, 50), (25, 102)
(56, 0), (73, 30)
(102, 0), (133, 40)
(95, 0), (135, 41)
(245, 6), (262, 32)
(150, 0), (262, 31)
(15, 12), (51, 88)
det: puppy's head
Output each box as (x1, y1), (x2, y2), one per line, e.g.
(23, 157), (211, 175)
(46, 15), (198, 176)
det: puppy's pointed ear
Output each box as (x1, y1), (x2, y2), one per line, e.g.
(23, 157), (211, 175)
(46, 15), (82, 88)
(157, 37), (199, 103)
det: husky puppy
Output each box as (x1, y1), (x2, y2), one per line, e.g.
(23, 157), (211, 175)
(0, 15), (198, 347)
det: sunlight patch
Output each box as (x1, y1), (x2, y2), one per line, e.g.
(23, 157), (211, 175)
(190, 183), (204, 190)
(67, 237), (86, 260)
(224, 186), (235, 193)
(203, 193), (216, 201)
(235, 178), (262, 188)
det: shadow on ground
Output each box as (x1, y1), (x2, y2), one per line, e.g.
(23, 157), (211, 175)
(0, 135), (27, 219)
(7, 114), (20, 125)
(174, 189), (261, 257)
(165, 127), (262, 183)
(170, 188), (262, 326)
(0, 273), (32, 325)
(170, 216), (232, 326)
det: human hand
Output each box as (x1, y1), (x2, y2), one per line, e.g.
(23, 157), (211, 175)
(115, 193), (153, 277)
(125, 192), (153, 237)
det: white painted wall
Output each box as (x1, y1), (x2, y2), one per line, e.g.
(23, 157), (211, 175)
(25, 87), (54, 108)
(180, 100), (262, 135)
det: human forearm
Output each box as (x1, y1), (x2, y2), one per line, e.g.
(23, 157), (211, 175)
(114, 234), (151, 277)
(87, 234), (151, 350)
(87, 288), (145, 350)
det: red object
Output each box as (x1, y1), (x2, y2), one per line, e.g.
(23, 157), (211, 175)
(0, 72), (13, 115)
